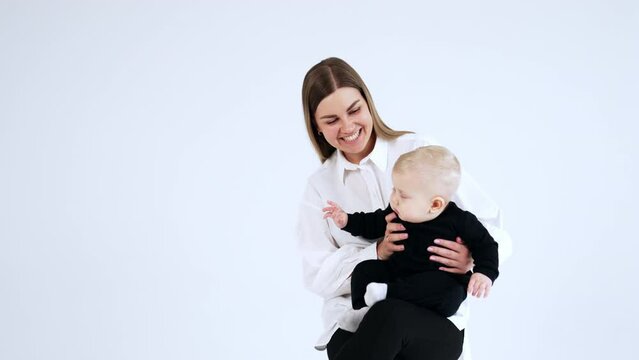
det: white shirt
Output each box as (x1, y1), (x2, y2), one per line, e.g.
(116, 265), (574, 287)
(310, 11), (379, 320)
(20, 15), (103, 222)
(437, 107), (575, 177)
(297, 134), (513, 358)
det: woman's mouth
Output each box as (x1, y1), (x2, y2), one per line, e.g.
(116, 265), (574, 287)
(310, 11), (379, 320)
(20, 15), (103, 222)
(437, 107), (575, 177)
(341, 128), (362, 143)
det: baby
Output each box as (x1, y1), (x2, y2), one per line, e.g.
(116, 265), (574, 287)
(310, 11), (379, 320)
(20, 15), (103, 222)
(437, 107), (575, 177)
(323, 145), (499, 317)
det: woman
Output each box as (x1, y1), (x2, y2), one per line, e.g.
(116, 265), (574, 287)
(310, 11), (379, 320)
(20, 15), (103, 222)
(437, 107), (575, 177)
(297, 57), (512, 360)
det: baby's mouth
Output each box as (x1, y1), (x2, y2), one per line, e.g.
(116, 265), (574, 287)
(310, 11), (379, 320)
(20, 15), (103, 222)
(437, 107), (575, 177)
(391, 205), (399, 216)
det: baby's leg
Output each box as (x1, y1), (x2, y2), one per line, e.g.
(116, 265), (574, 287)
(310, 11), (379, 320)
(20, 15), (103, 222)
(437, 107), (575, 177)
(388, 272), (466, 317)
(351, 260), (392, 310)
(333, 299), (464, 360)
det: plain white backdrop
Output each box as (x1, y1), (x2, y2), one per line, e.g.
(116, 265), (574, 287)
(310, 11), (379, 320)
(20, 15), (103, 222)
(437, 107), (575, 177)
(1, 1), (638, 359)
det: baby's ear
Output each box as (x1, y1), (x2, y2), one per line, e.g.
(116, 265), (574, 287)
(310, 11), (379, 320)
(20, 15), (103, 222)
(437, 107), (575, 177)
(430, 197), (446, 213)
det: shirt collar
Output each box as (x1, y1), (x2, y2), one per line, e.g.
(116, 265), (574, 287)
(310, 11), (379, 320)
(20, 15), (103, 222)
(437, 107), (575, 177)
(335, 136), (389, 184)
(369, 136), (388, 171)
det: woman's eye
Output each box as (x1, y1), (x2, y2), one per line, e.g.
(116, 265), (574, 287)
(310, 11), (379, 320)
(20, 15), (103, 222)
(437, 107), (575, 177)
(349, 108), (360, 115)
(326, 119), (337, 125)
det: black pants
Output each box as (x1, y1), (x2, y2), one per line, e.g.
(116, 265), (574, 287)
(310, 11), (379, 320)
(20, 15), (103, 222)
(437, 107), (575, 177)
(351, 260), (467, 317)
(327, 299), (464, 360)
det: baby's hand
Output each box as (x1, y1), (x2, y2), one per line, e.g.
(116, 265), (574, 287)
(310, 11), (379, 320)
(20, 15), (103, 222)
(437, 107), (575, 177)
(322, 200), (348, 228)
(467, 273), (492, 298)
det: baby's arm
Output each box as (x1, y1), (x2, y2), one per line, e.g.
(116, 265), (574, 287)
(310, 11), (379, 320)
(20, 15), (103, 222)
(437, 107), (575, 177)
(344, 205), (393, 240)
(323, 201), (392, 240)
(462, 211), (500, 298)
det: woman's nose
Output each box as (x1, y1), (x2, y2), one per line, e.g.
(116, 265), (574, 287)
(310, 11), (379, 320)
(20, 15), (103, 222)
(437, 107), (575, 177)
(341, 117), (356, 132)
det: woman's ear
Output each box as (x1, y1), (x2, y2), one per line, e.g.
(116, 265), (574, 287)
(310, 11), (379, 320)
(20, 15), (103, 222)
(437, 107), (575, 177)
(429, 197), (446, 213)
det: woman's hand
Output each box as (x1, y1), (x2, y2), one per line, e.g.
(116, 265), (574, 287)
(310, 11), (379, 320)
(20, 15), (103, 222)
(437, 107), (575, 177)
(428, 237), (474, 274)
(377, 212), (407, 260)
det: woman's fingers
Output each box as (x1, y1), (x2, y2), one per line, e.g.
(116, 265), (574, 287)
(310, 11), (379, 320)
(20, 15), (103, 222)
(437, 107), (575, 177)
(430, 237), (473, 273)
(384, 211), (397, 223)
(388, 236), (405, 248)
(385, 222), (405, 235)
(429, 255), (458, 268)
(438, 266), (464, 274)
(378, 243), (403, 260)
(432, 238), (470, 259)
(385, 232), (408, 243)
(386, 242), (404, 252)
(433, 255), (467, 274)
(377, 211), (408, 260)
(377, 231), (407, 260)
(433, 238), (464, 252)
(427, 246), (457, 259)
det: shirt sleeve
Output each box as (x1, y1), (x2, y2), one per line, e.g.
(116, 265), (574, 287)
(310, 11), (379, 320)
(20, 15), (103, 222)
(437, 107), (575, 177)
(343, 205), (393, 240)
(297, 181), (379, 299)
(453, 169), (513, 263)
(460, 211), (500, 282)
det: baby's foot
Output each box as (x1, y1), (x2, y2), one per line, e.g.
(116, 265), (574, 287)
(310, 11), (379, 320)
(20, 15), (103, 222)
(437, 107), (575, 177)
(364, 282), (388, 307)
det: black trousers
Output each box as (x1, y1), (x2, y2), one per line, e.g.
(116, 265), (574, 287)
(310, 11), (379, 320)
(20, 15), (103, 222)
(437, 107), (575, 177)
(351, 259), (467, 317)
(327, 299), (464, 360)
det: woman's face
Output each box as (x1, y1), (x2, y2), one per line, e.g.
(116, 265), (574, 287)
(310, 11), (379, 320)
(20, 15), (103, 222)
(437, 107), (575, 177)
(314, 87), (375, 164)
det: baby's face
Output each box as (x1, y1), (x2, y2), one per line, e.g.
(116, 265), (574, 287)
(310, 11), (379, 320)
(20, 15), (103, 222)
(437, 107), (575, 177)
(390, 170), (436, 223)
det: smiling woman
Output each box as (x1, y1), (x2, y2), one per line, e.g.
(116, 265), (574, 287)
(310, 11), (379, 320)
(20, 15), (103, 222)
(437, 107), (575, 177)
(301, 57), (411, 164)
(297, 57), (512, 360)
(314, 88), (375, 164)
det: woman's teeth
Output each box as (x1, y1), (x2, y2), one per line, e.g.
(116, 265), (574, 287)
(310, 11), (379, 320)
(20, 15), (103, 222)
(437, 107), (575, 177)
(342, 129), (361, 142)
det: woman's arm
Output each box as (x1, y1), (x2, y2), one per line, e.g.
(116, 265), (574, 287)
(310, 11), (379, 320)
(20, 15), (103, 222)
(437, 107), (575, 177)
(297, 182), (378, 299)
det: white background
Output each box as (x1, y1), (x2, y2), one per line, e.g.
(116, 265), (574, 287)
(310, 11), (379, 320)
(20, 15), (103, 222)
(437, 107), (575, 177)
(1, 1), (638, 359)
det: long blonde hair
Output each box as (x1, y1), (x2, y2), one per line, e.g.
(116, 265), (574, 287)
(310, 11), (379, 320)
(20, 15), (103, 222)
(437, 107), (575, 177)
(301, 57), (412, 163)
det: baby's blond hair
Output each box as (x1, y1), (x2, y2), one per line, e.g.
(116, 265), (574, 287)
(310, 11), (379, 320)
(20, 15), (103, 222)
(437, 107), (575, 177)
(393, 145), (461, 201)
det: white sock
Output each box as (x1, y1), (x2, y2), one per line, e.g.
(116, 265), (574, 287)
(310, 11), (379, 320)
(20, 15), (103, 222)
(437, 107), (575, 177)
(364, 282), (388, 307)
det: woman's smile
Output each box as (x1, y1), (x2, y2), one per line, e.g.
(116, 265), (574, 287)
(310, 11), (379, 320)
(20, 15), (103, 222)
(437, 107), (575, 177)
(340, 128), (362, 143)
